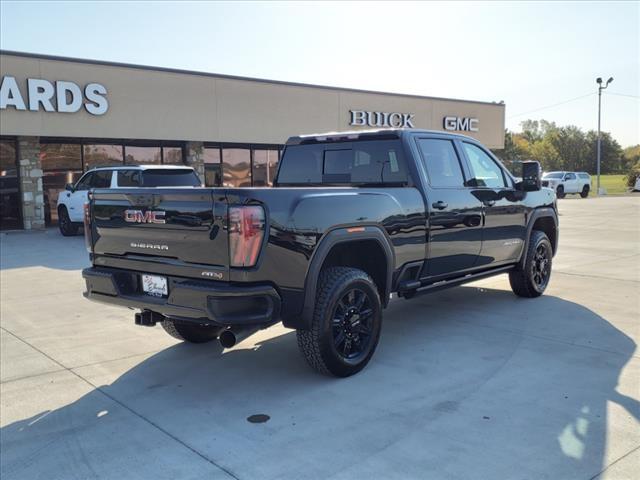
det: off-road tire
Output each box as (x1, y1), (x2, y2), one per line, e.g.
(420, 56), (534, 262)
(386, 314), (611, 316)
(580, 185), (590, 198)
(556, 185), (565, 199)
(161, 319), (221, 343)
(296, 267), (382, 377)
(58, 206), (79, 236)
(509, 230), (552, 298)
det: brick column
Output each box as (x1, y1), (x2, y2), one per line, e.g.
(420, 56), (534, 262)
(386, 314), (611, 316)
(17, 136), (45, 230)
(185, 141), (205, 183)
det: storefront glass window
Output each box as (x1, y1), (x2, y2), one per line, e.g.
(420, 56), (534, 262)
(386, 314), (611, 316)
(124, 146), (161, 165)
(162, 147), (184, 165)
(252, 149), (279, 187)
(203, 147), (222, 186)
(41, 143), (82, 225)
(83, 144), (123, 171)
(0, 139), (22, 230)
(222, 148), (251, 187)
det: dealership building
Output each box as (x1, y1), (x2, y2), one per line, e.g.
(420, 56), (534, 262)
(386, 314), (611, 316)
(0, 50), (505, 231)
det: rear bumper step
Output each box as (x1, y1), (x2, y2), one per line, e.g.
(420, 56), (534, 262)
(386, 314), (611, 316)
(83, 267), (281, 326)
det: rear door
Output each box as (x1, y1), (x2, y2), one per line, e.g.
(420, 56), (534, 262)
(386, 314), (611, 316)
(91, 188), (229, 280)
(415, 136), (483, 277)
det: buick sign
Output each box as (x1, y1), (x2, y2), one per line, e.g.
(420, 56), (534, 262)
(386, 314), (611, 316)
(443, 116), (479, 132)
(350, 110), (415, 128)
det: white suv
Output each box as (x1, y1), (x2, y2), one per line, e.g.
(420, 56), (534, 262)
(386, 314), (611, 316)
(56, 165), (201, 236)
(542, 171), (591, 199)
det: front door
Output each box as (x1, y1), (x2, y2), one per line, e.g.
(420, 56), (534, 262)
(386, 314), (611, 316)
(415, 137), (483, 278)
(563, 172), (579, 193)
(460, 141), (526, 265)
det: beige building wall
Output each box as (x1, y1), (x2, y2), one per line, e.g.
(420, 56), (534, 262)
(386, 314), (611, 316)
(0, 53), (505, 148)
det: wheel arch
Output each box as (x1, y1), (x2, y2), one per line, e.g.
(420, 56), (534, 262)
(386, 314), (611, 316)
(295, 226), (394, 331)
(519, 208), (558, 268)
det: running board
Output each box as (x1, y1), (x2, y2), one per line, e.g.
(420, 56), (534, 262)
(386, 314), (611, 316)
(397, 265), (514, 298)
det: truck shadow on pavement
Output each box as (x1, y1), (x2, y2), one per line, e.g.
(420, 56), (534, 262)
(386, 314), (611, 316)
(1, 287), (638, 480)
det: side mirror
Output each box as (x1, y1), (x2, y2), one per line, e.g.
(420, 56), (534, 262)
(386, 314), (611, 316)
(65, 183), (75, 192)
(518, 161), (541, 192)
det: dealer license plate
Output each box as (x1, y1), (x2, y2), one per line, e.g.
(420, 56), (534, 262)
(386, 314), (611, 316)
(142, 274), (168, 297)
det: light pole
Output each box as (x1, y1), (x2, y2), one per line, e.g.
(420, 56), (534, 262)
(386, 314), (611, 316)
(596, 76), (613, 194)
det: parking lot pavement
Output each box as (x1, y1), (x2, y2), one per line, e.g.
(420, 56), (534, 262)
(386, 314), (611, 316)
(1, 196), (638, 480)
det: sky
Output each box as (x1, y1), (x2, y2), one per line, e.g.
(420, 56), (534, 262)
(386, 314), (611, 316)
(1, 1), (638, 147)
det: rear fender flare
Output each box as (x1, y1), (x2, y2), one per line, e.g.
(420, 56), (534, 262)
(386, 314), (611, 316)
(298, 226), (394, 330)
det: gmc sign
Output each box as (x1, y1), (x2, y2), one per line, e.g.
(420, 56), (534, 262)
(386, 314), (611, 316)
(124, 210), (166, 224)
(443, 116), (479, 132)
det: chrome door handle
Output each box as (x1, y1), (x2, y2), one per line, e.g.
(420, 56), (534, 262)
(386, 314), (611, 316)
(432, 201), (448, 210)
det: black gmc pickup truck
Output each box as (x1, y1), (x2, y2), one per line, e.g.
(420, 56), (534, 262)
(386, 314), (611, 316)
(83, 129), (558, 377)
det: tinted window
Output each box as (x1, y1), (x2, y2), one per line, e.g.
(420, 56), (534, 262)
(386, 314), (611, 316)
(75, 173), (93, 191)
(543, 172), (564, 179)
(117, 170), (141, 187)
(223, 148), (251, 187)
(0, 140), (21, 230)
(125, 146), (161, 165)
(277, 140), (407, 185)
(41, 143), (82, 225)
(565, 173), (576, 180)
(417, 139), (464, 188)
(141, 169), (201, 187)
(252, 149), (279, 187)
(203, 147), (222, 187)
(462, 143), (506, 188)
(578, 173), (590, 179)
(277, 144), (323, 184)
(84, 145), (123, 170)
(162, 147), (184, 165)
(90, 170), (112, 188)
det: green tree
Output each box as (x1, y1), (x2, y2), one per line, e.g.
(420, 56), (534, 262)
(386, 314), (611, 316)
(585, 131), (624, 174)
(529, 138), (561, 171)
(548, 126), (589, 172)
(622, 145), (640, 170)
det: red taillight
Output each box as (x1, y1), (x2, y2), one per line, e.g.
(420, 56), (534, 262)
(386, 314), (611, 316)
(228, 206), (265, 267)
(83, 201), (92, 252)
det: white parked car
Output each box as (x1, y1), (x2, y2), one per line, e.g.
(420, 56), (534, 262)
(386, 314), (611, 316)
(541, 171), (591, 198)
(56, 165), (202, 236)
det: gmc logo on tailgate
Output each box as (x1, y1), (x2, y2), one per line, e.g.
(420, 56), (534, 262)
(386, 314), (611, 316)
(124, 210), (166, 224)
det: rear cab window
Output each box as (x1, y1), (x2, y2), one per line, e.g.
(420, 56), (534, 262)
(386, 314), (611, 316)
(140, 169), (201, 187)
(117, 170), (141, 187)
(276, 140), (408, 186)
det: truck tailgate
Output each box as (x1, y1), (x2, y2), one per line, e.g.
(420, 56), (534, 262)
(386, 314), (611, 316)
(90, 188), (229, 279)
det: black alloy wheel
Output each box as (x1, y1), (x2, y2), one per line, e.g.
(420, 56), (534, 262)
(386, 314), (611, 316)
(331, 288), (375, 362)
(580, 186), (590, 198)
(297, 267), (382, 377)
(58, 207), (79, 236)
(530, 242), (551, 292)
(509, 230), (553, 298)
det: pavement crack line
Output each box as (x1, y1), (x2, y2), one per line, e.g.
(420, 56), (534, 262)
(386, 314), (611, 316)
(588, 444), (640, 480)
(0, 348), (166, 386)
(0, 326), (241, 480)
(554, 270), (639, 283)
